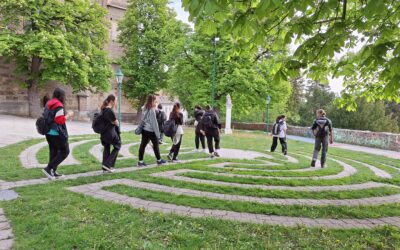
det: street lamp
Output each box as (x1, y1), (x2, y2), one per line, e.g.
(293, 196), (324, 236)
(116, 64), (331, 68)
(211, 36), (220, 108)
(115, 68), (124, 128)
(266, 95), (271, 133)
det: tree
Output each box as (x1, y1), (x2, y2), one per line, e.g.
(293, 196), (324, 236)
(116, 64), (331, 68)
(166, 31), (291, 121)
(118, 0), (185, 117)
(0, 0), (112, 117)
(182, 0), (400, 106)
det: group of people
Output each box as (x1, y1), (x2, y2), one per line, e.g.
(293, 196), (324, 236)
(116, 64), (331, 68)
(39, 88), (333, 180)
(269, 109), (333, 168)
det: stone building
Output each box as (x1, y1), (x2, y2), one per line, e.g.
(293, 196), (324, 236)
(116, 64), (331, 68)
(0, 0), (135, 121)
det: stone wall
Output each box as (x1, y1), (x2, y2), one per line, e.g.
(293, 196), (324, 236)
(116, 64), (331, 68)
(228, 122), (400, 151)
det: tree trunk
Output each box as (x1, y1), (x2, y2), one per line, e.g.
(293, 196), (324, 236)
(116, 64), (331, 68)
(27, 56), (42, 117)
(134, 96), (146, 123)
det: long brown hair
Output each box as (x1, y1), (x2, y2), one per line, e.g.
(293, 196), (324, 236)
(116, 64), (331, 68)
(170, 102), (181, 119)
(101, 94), (116, 110)
(145, 95), (156, 110)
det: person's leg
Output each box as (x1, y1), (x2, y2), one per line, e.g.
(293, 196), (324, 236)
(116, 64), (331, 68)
(159, 131), (164, 143)
(279, 137), (287, 153)
(102, 142), (111, 166)
(270, 137), (278, 152)
(149, 132), (161, 160)
(214, 130), (220, 150)
(200, 133), (206, 149)
(206, 134), (214, 153)
(195, 133), (200, 149)
(312, 137), (322, 166)
(173, 135), (182, 160)
(138, 131), (151, 161)
(51, 137), (70, 172)
(46, 135), (57, 165)
(321, 136), (329, 167)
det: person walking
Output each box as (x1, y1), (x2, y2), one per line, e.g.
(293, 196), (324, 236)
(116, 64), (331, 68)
(137, 95), (167, 167)
(156, 103), (167, 144)
(200, 105), (221, 158)
(311, 109), (334, 168)
(42, 87), (74, 180)
(99, 94), (121, 173)
(168, 103), (184, 162)
(193, 105), (206, 152)
(270, 115), (288, 155)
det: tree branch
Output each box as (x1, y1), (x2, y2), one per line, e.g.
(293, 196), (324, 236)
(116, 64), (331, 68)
(183, 50), (209, 78)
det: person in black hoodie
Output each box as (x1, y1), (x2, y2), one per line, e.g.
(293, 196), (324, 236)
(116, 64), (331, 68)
(200, 105), (221, 158)
(100, 94), (121, 173)
(42, 87), (74, 180)
(168, 103), (184, 162)
(193, 105), (206, 152)
(156, 103), (167, 144)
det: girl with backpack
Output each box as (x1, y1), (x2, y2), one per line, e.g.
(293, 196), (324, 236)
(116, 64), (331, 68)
(99, 94), (121, 173)
(168, 103), (184, 162)
(193, 105), (206, 152)
(270, 115), (287, 155)
(42, 88), (74, 180)
(137, 95), (167, 167)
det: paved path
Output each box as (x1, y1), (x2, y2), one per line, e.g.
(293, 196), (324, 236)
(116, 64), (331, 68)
(0, 209), (13, 250)
(67, 179), (400, 229)
(0, 115), (135, 147)
(19, 139), (97, 168)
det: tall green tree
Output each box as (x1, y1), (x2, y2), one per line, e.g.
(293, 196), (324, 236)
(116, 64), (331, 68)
(182, 0), (400, 106)
(118, 0), (185, 116)
(0, 0), (112, 117)
(166, 31), (291, 121)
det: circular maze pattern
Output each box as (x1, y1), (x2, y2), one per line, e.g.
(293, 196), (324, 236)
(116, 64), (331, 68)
(36, 136), (398, 230)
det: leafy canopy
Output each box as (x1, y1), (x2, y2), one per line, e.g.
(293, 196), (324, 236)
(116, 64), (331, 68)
(0, 0), (112, 91)
(182, 0), (400, 106)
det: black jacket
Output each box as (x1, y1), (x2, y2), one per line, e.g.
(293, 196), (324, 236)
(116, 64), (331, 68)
(200, 110), (220, 133)
(169, 112), (184, 125)
(156, 110), (167, 132)
(194, 109), (204, 122)
(100, 108), (121, 145)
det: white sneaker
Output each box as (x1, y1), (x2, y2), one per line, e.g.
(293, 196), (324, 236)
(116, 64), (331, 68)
(203, 149), (208, 153)
(102, 165), (115, 173)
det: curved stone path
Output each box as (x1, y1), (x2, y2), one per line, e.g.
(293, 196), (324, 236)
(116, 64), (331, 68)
(19, 139), (97, 168)
(67, 179), (400, 229)
(0, 209), (14, 250)
(89, 142), (139, 162)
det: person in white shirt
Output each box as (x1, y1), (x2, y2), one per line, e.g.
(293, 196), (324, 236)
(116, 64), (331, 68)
(270, 115), (288, 155)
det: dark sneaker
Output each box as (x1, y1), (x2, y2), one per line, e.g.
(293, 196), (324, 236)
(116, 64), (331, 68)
(52, 170), (64, 179)
(102, 165), (114, 173)
(214, 152), (220, 157)
(157, 159), (167, 165)
(321, 162), (325, 168)
(137, 162), (147, 167)
(42, 168), (55, 180)
(210, 153), (215, 159)
(283, 151), (287, 156)
(167, 153), (173, 161)
(311, 160), (316, 167)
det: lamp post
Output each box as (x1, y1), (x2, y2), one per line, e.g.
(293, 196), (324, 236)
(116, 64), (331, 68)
(211, 37), (220, 108)
(115, 68), (124, 128)
(266, 95), (271, 133)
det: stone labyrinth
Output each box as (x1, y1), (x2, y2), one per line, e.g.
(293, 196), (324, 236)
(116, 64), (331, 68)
(1, 135), (399, 248)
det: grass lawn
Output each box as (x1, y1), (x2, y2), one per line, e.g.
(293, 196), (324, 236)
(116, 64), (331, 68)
(0, 129), (399, 249)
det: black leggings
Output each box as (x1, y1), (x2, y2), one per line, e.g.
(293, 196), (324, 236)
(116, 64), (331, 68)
(271, 137), (287, 153)
(45, 134), (70, 172)
(206, 129), (220, 153)
(170, 135), (182, 160)
(138, 130), (161, 161)
(195, 132), (205, 149)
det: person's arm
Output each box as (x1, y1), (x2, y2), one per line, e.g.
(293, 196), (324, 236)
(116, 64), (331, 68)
(311, 121), (317, 136)
(150, 109), (160, 139)
(329, 121), (333, 144)
(283, 122), (288, 137)
(179, 113), (184, 125)
(54, 107), (72, 124)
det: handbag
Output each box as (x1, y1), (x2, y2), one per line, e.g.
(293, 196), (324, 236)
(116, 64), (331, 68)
(134, 110), (149, 135)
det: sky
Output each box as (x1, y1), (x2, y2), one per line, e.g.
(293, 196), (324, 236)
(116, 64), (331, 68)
(168, 0), (345, 93)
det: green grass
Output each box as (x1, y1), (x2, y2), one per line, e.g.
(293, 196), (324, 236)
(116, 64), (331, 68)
(0, 129), (399, 249)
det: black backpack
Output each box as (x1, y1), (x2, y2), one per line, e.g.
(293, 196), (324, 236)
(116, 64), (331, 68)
(272, 121), (283, 136)
(201, 113), (214, 129)
(35, 106), (52, 135)
(314, 119), (330, 138)
(92, 111), (107, 134)
(164, 119), (177, 137)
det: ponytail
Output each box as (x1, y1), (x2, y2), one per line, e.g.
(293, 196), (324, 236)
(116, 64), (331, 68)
(101, 94), (116, 110)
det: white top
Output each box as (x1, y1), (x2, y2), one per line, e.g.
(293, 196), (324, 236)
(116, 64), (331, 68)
(273, 120), (287, 138)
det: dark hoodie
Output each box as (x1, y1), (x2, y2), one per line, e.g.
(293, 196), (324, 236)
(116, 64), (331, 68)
(45, 98), (68, 138)
(200, 110), (220, 133)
